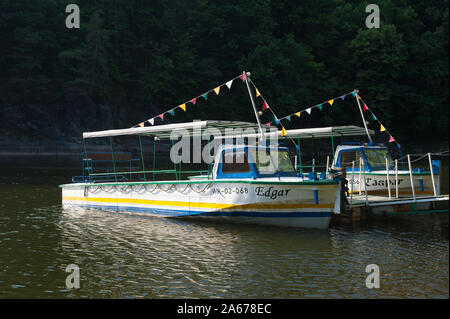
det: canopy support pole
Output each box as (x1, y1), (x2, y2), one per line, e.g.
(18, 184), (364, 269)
(109, 136), (118, 182)
(138, 135), (146, 181)
(153, 137), (156, 180)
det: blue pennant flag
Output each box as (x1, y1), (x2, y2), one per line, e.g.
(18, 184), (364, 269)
(273, 114), (280, 125)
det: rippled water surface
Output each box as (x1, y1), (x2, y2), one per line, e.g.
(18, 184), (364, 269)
(0, 166), (448, 298)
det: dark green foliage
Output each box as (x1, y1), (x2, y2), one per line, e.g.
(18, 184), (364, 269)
(0, 0), (448, 149)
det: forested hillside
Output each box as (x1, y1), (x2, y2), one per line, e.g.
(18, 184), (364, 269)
(0, 0), (448, 152)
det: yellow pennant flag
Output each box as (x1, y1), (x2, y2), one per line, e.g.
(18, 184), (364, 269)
(328, 99), (334, 106)
(281, 126), (287, 137)
(256, 88), (260, 97)
(295, 112), (301, 118)
(214, 86), (220, 95)
(138, 122), (144, 127)
(179, 104), (186, 111)
(380, 124), (386, 132)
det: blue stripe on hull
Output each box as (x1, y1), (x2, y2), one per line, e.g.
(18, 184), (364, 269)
(65, 203), (331, 218)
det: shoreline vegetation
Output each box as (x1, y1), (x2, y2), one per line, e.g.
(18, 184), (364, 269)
(0, 0), (448, 151)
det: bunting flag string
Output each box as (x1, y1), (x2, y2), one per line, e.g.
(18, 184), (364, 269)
(251, 81), (399, 146)
(246, 79), (293, 144)
(265, 90), (356, 123)
(133, 73), (245, 127)
(356, 93), (399, 145)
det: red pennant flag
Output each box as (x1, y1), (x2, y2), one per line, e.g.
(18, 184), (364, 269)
(262, 101), (269, 111)
(388, 135), (395, 143)
(158, 113), (164, 121)
(265, 123), (271, 126)
(190, 98), (197, 105)
(240, 74), (246, 82)
(363, 104), (368, 111)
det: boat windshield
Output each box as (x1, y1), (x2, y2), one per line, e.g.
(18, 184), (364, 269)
(249, 148), (296, 175)
(364, 148), (394, 170)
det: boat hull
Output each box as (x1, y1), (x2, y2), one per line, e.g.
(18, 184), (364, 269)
(61, 180), (340, 229)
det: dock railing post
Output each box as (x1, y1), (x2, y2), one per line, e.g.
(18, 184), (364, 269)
(350, 160), (355, 207)
(395, 159), (399, 198)
(407, 154), (416, 201)
(386, 157), (391, 199)
(363, 160), (368, 205)
(359, 158), (362, 195)
(428, 153), (437, 197)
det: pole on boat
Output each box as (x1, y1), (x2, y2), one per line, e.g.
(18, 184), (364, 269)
(153, 137), (156, 180)
(330, 130), (335, 158)
(428, 153), (437, 197)
(297, 137), (303, 173)
(138, 135), (146, 181)
(82, 138), (90, 183)
(243, 71), (265, 142)
(353, 89), (373, 145)
(407, 154), (416, 201)
(326, 156), (330, 178)
(109, 136), (118, 182)
(395, 159), (399, 198)
(386, 157), (391, 199)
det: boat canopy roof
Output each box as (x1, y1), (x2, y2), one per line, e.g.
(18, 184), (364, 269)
(215, 125), (374, 140)
(83, 121), (373, 140)
(82, 120), (261, 140)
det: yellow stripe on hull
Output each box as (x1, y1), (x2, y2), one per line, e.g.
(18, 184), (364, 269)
(62, 196), (334, 210)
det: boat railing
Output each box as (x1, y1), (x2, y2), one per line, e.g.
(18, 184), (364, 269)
(347, 151), (445, 208)
(77, 168), (211, 183)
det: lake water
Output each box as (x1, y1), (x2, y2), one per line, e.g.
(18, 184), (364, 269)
(0, 166), (448, 298)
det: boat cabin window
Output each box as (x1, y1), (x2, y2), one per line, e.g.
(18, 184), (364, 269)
(221, 151), (251, 173)
(248, 149), (295, 174)
(339, 150), (364, 168)
(364, 148), (394, 170)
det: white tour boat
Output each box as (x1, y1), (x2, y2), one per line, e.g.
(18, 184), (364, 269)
(60, 121), (344, 229)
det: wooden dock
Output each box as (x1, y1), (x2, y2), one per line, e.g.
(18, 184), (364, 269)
(336, 193), (449, 221)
